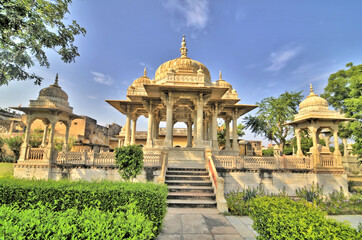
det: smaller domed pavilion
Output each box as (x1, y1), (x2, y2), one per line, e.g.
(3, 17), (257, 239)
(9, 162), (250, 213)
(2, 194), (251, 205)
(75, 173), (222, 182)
(12, 74), (79, 163)
(286, 84), (353, 170)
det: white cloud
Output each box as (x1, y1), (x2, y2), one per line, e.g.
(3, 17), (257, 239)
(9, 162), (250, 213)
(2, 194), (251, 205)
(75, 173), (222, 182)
(163, 0), (210, 30)
(91, 71), (113, 85)
(266, 46), (302, 72)
(139, 62), (154, 70)
(88, 95), (97, 100)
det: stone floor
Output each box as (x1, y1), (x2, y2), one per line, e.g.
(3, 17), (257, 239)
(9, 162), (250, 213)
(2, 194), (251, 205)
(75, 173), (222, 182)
(157, 208), (362, 240)
(156, 208), (256, 240)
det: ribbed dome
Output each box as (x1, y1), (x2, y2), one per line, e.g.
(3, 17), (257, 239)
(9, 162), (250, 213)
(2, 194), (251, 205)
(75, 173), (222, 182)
(299, 84), (328, 114)
(154, 35), (211, 84)
(132, 67), (151, 87)
(155, 57), (211, 81)
(38, 74), (68, 102)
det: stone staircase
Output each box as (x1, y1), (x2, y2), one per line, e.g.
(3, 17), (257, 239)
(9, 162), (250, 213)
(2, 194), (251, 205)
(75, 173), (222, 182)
(165, 167), (217, 208)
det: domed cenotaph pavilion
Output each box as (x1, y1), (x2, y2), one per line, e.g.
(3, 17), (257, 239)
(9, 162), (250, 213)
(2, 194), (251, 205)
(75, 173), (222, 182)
(106, 36), (257, 167)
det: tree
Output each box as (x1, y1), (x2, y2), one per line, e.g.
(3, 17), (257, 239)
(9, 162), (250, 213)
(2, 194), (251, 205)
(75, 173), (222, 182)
(0, 0), (86, 85)
(115, 145), (144, 181)
(244, 91), (303, 154)
(217, 121), (245, 147)
(321, 63), (362, 159)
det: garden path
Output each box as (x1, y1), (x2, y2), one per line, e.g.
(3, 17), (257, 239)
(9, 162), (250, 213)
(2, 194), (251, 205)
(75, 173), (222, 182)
(157, 208), (362, 240)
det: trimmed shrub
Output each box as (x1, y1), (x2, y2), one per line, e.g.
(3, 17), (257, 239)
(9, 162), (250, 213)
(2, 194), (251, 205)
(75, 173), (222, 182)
(115, 145), (143, 180)
(0, 178), (168, 234)
(248, 197), (361, 239)
(0, 203), (154, 239)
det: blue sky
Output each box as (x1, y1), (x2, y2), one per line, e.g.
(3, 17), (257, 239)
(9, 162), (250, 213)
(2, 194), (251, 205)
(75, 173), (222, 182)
(1, 0), (362, 145)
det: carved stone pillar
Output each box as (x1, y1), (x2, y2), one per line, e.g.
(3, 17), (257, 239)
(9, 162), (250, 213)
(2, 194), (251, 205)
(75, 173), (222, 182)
(332, 129), (341, 156)
(295, 128), (303, 157)
(232, 111), (238, 151)
(186, 121), (192, 147)
(130, 117), (137, 145)
(225, 117), (231, 150)
(41, 124), (49, 148)
(195, 93), (204, 147)
(147, 105), (154, 147)
(124, 115), (131, 146)
(19, 117), (33, 161)
(62, 121), (70, 152)
(43, 120), (57, 163)
(164, 94), (174, 147)
(309, 125), (319, 167)
(212, 104), (218, 150)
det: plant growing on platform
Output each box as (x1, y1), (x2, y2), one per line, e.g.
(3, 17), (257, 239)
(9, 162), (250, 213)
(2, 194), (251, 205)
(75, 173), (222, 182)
(295, 182), (324, 206)
(115, 145), (144, 181)
(4, 135), (23, 160)
(225, 186), (265, 215)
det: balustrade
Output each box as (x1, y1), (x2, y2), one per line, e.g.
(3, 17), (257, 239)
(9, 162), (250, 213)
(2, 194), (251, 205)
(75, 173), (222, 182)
(27, 148), (44, 160)
(214, 155), (313, 171)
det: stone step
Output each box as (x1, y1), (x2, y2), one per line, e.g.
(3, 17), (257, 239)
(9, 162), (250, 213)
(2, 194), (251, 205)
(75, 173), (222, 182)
(166, 175), (210, 181)
(168, 185), (214, 193)
(166, 170), (209, 176)
(167, 199), (217, 208)
(167, 192), (216, 200)
(165, 180), (212, 186)
(168, 167), (206, 172)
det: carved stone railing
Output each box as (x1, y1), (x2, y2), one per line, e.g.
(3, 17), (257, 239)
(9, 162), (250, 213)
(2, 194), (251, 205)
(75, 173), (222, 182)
(244, 156), (277, 169)
(320, 155), (337, 168)
(214, 155), (313, 171)
(93, 152), (115, 166)
(284, 155), (313, 169)
(56, 151), (84, 164)
(143, 154), (162, 167)
(54, 151), (161, 168)
(27, 148), (44, 160)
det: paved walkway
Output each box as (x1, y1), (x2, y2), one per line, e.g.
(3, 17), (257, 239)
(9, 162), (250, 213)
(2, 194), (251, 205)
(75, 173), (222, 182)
(156, 208), (256, 240)
(157, 208), (362, 240)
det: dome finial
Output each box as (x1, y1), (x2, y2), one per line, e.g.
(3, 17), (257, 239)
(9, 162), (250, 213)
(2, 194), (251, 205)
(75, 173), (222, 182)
(54, 73), (59, 86)
(219, 70), (222, 80)
(310, 83), (314, 94)
(180, 35), (188, 58)
(144, 67), (147, 77)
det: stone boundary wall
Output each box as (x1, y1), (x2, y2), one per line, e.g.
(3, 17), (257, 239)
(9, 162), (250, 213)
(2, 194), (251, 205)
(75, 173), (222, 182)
(221, 171), (348, 195)
(14, 165), (161, 182)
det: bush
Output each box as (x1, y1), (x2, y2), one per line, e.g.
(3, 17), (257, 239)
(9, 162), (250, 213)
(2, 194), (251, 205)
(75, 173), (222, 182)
(248, 196), (361, 239)
(0, 178), (168, 235)
(225, 186), (265, 215)
(4, 136), (23, 160)
(115, 145), (143, 180)
(0, 203), (154, 239)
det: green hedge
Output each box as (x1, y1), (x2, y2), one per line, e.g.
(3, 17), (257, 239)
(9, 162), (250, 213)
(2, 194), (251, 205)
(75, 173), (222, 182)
(248, 197), (361, 239)
(0, 178), (168, 235)
(0, 203), (154, 239)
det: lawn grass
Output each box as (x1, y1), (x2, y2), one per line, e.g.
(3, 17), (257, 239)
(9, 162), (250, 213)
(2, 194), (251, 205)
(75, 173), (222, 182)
(0, 163), (14, 178)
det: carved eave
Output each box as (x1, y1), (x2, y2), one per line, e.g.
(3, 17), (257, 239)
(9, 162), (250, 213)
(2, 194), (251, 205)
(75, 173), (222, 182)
(11, 106), (79, 120)
(219, 104), (258, 118)
(143, 84), (229, 100)
(285, 115), (354, 126)
(105, 100), (149, 117)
